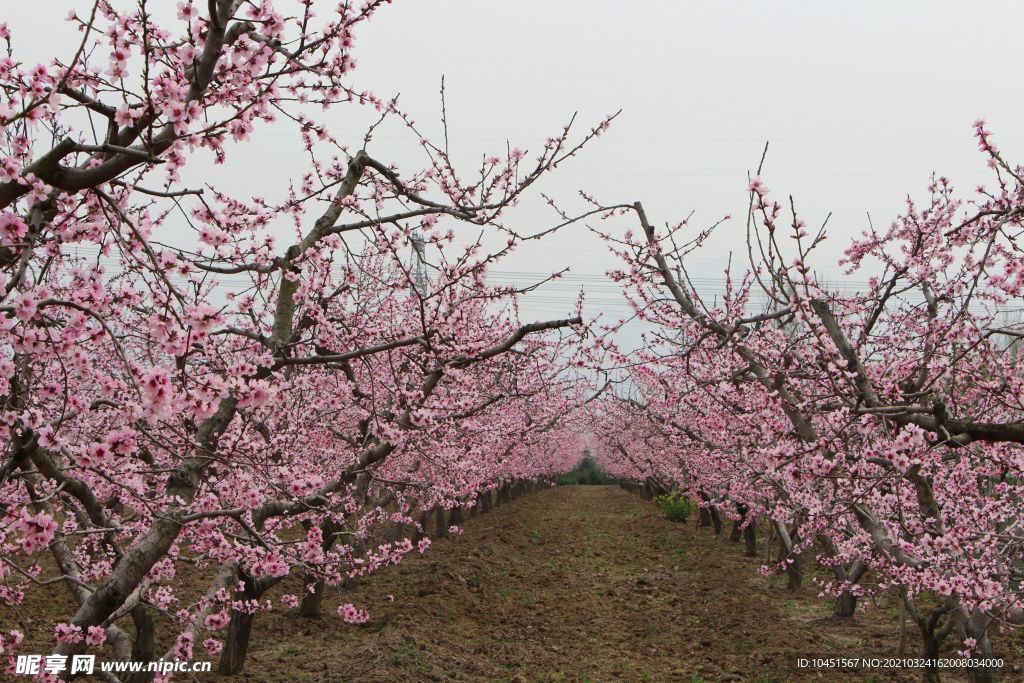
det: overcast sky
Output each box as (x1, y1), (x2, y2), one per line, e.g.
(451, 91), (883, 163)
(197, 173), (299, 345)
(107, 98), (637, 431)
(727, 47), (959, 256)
(7, 1), (1024, 336)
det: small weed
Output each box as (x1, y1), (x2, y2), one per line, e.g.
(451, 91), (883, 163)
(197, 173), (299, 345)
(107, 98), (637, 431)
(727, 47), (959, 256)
(272, 644), (301, 658)
(519, 591), (538, 607)
(387, 643), (426, 668)
(654, 492), (696, 523)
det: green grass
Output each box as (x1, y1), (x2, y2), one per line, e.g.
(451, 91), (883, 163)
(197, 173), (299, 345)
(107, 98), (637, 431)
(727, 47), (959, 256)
(271, 644), (301, 659)
(386, 642), (427, 670)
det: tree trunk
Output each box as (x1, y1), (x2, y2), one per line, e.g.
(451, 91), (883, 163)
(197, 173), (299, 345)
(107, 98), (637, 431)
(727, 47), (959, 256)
(219, 611), (257, 675)
(786, 551), (802, 591)
(415, 507), (432, 541)
(729, 517), (742, 542)
(342, 540), (364, 590)
(965, 649), (997, 683)
(434, 506), (449, 537)
(774, 522), (802, 591)
(962, 610), (997, 683)
(294, 517), (341, 619)
(298, 577), (325, 619)
(743, 521), (757, 557)
(709, 506), (723, 535)
(218, 574), (262, 675)
(918, 627), (941, 683)
(122, 607), (156, 683)
(835, 589), (857, 618)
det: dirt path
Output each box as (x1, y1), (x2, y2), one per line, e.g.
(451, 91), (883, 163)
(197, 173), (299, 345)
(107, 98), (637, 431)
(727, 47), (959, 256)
(6, 483), (1019, 680)
(239, 485), (975, 682)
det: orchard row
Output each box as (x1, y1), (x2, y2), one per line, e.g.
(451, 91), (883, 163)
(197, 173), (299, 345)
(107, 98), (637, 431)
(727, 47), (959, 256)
(2, 3), (1023, 683)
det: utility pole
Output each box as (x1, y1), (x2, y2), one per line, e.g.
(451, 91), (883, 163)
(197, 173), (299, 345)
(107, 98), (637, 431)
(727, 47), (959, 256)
(409, 229), (428, 296)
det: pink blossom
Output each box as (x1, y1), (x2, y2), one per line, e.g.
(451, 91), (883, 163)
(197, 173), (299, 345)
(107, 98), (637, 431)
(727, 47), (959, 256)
(337, 603), (369, 625)
(12, 291), (38, 321)
(174, 632), (193, 661)
(18, 510), (57, 554)
(204, 610), (229, 630)
(85, 626), (106, 647)
(54, 623), (83, 644)
(0, 212), (27, 242)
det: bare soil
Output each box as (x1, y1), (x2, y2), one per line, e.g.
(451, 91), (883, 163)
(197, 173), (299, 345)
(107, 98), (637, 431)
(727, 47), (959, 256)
(5, 485), (1023, 682)
(239, 485), (1024, 682)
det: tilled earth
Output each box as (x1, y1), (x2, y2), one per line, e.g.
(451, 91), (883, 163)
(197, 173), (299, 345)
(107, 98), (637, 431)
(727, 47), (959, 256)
(238, 485), (1024, 682)
(6, 485), (1023, 682)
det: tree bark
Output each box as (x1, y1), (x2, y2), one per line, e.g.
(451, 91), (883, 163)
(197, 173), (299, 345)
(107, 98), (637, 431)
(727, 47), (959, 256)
(907, 599), (956, 683)
(434, 506), (449, 537)
(218, 574), (263, 675)
(729, 517), (742, 542)
(774, 521), (802, 591)
(298, 577), (325, 619)
(786, 551), (803, 591)
(918, 627), (942, 683)
(709, 506), (723, 535)
(961, 610), (997, 683)
(835, 589), (857, 618)
(415, 507), (432, 541)
(743, 521), (757, 557)
(122, 607), (156, 683)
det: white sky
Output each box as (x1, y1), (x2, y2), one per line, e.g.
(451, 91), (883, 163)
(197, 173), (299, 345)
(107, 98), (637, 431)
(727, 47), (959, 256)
(6, 1), (1024, 340)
